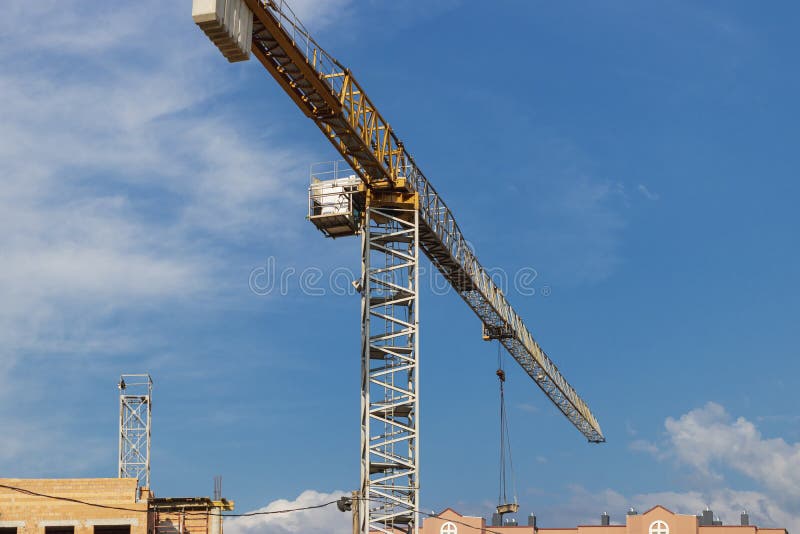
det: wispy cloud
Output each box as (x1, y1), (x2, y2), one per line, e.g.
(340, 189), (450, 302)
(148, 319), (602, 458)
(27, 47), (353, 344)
(546, 175), (628, 283)
(286, 0), (354, 29)
(0, 417), (107, 477)
(517, 402), (540, 414)
(637, 184), (660, 200)
(625, 420), (639, 437)
(516, 136), (629, 285)
(628, 439), (661, 457)
(0, 0), (305, 355)
(0, 0), (313, 471)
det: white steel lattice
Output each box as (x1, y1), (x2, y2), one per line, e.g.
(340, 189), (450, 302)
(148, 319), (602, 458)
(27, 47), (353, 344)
(360, 206), (419, 534)
(118, 374), (152, 490)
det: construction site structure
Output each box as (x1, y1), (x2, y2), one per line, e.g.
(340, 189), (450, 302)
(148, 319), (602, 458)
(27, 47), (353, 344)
(0, 478), (234, 534)
(151, 496), (234, 534)
(193, 1), (605, 533)
(118, 374), (152, 493)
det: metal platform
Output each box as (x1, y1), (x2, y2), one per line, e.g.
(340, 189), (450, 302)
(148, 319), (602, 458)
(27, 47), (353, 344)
(308, 162), (365, 238)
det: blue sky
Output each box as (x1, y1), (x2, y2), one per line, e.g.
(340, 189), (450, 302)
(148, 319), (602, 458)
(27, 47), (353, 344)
(1, 1), (799, 533)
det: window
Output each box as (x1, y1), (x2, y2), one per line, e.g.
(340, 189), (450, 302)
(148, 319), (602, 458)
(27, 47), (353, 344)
(0, 528), (19, 534)
(94, 527), (131, 534)
(441, 522), (458, 534)
(650, 520), (669, 534)
(45, 527), (74, 534)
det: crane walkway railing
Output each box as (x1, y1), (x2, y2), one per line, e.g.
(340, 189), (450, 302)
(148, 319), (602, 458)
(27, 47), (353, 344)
(243, 0), (604, 442)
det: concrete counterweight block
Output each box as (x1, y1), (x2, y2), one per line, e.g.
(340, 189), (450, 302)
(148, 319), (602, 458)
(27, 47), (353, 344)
(192, 0), (253, 62)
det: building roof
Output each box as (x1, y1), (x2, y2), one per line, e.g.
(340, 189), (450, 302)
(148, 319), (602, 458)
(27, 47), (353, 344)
(642, 505), (676, 516)
(437, 507), (465, 518)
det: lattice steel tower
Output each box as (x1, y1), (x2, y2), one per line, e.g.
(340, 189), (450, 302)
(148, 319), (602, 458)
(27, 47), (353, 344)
(118, 374), (152, 489)
(359, 199), (420, 533)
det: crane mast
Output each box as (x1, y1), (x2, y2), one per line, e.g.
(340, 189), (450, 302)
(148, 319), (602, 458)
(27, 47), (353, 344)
(194, 1), (605, 533)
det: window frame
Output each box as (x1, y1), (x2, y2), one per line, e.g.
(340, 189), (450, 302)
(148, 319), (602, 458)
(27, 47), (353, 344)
(649, 520), (669, 534)
(440, 521), (458, 534)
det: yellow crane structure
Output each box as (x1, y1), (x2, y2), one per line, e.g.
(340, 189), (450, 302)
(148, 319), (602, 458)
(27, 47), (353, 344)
(192, 1), (605, 533)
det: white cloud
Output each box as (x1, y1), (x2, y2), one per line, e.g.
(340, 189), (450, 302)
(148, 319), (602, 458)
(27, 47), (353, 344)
(0, 0), (307, 362)
(0, 2), (144, 57)
(225, 490), (351, 534)
(637, 184), (660, 200)
(0, 0), (316, 469)
(612, 403), (800, 532)
(664, 402), (800, 502)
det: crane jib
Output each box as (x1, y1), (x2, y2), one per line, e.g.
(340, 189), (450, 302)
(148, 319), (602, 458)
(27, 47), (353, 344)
(242, 0), (604, 443)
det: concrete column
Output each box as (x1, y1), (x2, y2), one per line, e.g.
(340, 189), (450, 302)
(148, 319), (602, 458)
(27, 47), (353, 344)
(209, 508), (222, 534)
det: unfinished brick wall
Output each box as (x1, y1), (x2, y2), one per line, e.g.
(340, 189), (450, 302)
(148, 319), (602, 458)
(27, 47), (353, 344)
(152, 511), (211, 534)
(0, 479), (148, 534)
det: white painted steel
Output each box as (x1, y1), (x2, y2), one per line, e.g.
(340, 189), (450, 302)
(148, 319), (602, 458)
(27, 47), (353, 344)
(360, 206), (419, 534)
(118, 374), (152, 492)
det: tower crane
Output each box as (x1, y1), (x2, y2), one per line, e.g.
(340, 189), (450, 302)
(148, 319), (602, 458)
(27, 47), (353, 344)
(192, 1), (605, 533)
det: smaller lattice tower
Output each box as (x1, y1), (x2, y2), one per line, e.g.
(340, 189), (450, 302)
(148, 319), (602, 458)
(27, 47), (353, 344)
(118, 374), (152, 490)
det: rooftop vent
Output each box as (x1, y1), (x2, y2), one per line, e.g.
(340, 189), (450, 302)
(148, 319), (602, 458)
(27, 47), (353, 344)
(700, 508), (714, 526)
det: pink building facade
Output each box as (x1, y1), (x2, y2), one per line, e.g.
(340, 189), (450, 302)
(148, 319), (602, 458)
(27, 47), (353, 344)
(419, 505), (788, 534)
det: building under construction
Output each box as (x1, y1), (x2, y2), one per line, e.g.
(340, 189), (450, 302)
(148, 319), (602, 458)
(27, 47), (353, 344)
(0, 375), (232, 534)
(0, 479), (233, 534)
